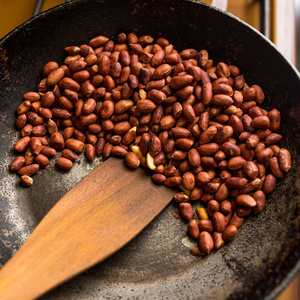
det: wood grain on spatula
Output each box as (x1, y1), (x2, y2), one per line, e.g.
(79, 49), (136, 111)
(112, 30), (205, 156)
(0, 157), (175, 300)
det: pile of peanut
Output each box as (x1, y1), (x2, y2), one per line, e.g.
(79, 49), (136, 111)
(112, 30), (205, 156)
(10, 32), (292, 255)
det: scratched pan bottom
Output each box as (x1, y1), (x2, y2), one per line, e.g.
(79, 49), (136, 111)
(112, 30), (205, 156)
(1, 158), (299, 300)
(0, 0), (300, 299)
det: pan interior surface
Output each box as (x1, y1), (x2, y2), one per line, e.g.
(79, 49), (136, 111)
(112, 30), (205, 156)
(0, 0), (299, 299)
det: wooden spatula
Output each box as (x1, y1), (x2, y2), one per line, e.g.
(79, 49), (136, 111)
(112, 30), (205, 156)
(0, 157), (176, 300)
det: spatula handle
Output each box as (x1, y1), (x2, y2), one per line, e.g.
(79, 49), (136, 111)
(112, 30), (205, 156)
(0, 158), (174, 299)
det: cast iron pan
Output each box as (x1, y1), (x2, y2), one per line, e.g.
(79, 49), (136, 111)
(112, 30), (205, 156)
(0, 0), (299, 299)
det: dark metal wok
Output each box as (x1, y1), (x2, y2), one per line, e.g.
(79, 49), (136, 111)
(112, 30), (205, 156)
(0, 0), (299, 299)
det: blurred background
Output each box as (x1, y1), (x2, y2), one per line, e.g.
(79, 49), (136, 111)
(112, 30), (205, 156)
(0, 0), (298, 69)
(0, 0), (299, 299)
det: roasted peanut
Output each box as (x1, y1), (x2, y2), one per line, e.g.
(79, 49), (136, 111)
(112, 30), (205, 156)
(198, 231), (214, 254)
(10, 32), (292, 260)
(236, 194), (257, 208)
(212, 212), (226, 233)
(55, 157), (73, 171)
(18, 164), (39, 176)
(20, 175), (34, 187)
(222, 225), (238, 242)
(85, 144), (96, 162)
(278, 148), (292, 172)
(14, 136), (30, 153)
(65, 138), (84, 153)
(35, 154), (50, 168)
(10, 156), (25, 172)
(179, 202), (193, 221)
(188, 219), (200, 239)
(253, 190), (266, 214)
(263, 174), (277, 194)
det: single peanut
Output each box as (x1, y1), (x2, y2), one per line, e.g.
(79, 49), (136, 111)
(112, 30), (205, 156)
(10, 156), (25, 172)
(195, 207), (209, 220)
(188, 219), (200, 239)
(20, 175), (34, 187)
(212, 232), (225, 249)
(179, 203), (193, 221)
(222, 225), (238, 242)
(14, 136), (30, 153)
(85, 144), (96, 162)
(236, 194), (257, 208)
(55, 157), (73, 171)
(18, 164), (39, 176)
(278, 148), (292, 172)
(212, 212), (226, 233)
(65, 138), (84, 153)
(198, 231), (214, 254)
